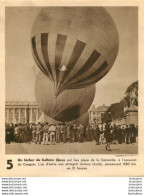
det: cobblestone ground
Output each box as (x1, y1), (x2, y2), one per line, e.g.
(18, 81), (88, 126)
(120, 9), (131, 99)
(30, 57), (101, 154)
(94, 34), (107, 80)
(6, 141), (138, 154)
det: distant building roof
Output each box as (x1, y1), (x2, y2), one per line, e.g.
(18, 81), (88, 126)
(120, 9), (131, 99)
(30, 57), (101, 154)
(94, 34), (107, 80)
(6, 101), (38, 106)
(89, 104), (109, 112)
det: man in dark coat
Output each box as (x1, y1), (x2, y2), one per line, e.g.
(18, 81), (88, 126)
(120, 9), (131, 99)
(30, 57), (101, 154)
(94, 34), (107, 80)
(73, 124), (78, 142)
(5, 124), (11, 144)
(89, 125), (93, 142)
(122, 126), (126, 143)
(117, 125), (122, 144)
(9, 123), (15, 142)
(18, 123), (23, 143)
(69, 124), (73, 143)
(83, 125), (86, 142)
(22, 124), (26, 143)
(125, 125), (130, 144)
(61, 123), (67, 143)
(35, 122), (43, 144)
(130, 124), (137, 144)
(79, 124), (84, 143)
(104, 122), (112, 151)
(25, 124), (32, 143)
(86, 124), (91, 141)
(95, 125), (101, 145)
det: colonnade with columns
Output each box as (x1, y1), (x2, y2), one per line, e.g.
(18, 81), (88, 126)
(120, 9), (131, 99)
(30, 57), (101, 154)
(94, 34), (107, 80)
(5, 102), (41, 124)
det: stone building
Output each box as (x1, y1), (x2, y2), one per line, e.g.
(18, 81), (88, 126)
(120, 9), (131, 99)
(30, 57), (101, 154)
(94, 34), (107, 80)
(89, 104), (109, 124)
(5, 101), (42, 124)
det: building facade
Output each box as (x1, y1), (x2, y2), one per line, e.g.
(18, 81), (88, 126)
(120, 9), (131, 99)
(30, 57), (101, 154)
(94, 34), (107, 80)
(5, 101), (42, 124)
(89, 104), (109, 124)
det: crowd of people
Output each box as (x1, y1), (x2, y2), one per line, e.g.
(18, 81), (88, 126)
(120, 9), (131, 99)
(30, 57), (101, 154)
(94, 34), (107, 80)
(5, 122), (138, 151)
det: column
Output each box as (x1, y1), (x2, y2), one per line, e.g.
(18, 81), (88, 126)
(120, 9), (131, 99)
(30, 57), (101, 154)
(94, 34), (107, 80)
(19, 108), (21, 123)
(30, 108), (32, 123)
(36, 108), (39, 124)
(25, 108), (27, 123)
(7, 109), (9, 123)
(12, 108), (15, 124)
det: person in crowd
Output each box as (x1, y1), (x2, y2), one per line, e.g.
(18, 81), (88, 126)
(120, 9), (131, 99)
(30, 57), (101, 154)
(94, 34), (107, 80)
(9, 123), (15, 142)
(22, 124), (26, 143)
(43, 122), (49, 145)
(14, 124), (19, 142)
(40, 124), (44, 144)
(60, 124), (63, 142)
(66, 124), (70, 142)
(93, 124), (96, 141)
(25, 123), (32, 144)
(32, 123), (37, 142)
(112, 124), (117, 144)
(29, 123), (33, 141)
(125, 125), (130, 144)
(59, 124), (63, 142)
(89, 124), (93, 142)
(73, 124), (78, 142)
(86, 124), (90, 141)
(18, 123), (23, 143)
(49, 124), (56, 145)
(117, 125), (122, 144)
(121, 126), (126, 143)
(61, 123), (67, 143)
(133, 124), (137, 143)
(69, 123), (73, 143)
(136, 126), (138, 137)
(104, 122), (112, 151)
(29, 123), (33, 132)
(95, 124), (101, 145)
(79, 124), (84, 143)
(83, 125), (86, 142)
(130, 124), (137, 144)
(56, 123), (61, 143)
(21, 124), (25, 143)
(35, 122), (43, 144)
(5, 123), (12, 144)
(99, 127), (105, 144)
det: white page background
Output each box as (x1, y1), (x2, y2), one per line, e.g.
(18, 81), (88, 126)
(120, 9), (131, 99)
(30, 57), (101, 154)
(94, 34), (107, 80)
(27, 177), (128, 195)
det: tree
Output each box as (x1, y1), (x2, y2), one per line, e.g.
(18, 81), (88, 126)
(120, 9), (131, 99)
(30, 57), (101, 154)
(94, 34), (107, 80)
(103, 100), (125, 123)
(125, 81), (138, 95)
(103, 81), (138, 123)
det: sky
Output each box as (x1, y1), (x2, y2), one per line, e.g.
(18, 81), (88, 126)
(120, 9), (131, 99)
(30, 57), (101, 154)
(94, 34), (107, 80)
(5, 7), (138, 107)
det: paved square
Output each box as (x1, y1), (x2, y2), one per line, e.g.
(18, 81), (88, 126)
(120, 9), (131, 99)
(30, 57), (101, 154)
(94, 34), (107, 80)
(5, 141), (138, 154)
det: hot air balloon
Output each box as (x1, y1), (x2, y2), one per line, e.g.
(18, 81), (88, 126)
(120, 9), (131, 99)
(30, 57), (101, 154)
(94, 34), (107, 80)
(38, 112), (89, 126)
(70, 112), (89, 126)
(35, 72), (95, 122)
(31, 7), (119, 97)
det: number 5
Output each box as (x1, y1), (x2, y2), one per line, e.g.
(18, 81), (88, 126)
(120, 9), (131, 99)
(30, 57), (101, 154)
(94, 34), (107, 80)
(7, 160), (13, 169)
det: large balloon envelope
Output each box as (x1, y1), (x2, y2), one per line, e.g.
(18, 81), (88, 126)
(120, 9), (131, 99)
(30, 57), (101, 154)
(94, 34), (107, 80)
(38, 112), (89, 126)
(31, 7), (119, 96)
(35, 72), (95, 122)
(71, 112), (89, 126)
